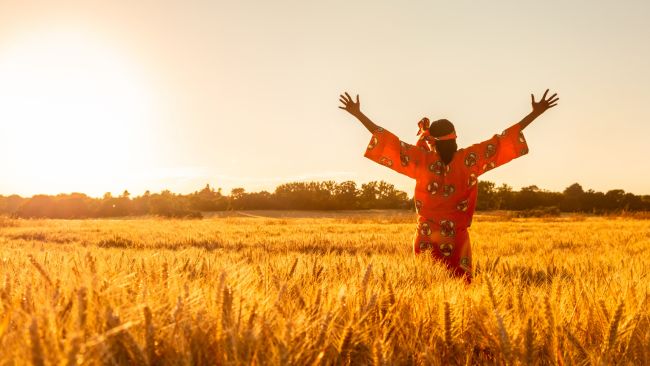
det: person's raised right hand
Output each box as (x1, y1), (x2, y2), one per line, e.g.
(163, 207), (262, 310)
(338, 92), (361, 116)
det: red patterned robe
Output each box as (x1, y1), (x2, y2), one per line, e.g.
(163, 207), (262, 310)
(364, 123), (529, 282)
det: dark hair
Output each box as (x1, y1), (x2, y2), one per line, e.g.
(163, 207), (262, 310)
(429, 119), (457, 165)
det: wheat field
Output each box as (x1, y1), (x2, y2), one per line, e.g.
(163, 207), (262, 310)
(0, 212), (648, 365)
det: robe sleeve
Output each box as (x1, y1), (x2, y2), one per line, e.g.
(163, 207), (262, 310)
(461, 122), (529, 176)
(363, 127), (427, 179)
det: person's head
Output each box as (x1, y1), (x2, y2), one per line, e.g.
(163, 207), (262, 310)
(429, 119), (457, 165)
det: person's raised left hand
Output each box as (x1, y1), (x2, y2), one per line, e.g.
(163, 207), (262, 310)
(338, 92), (361, 116)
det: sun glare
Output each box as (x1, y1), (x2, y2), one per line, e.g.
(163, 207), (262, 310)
(0, 29), (156, 196)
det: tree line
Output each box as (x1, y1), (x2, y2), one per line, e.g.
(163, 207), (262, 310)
(477, 182), (650, 213)
(0, 181), (648, 219)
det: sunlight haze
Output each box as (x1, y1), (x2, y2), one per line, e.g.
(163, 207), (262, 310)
(1, 0), (649, 197)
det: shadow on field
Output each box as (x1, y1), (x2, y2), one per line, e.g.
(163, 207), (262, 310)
(95, 235), (381, 256)
(8, 231), (79, 244)
(476, 257), (574, 286)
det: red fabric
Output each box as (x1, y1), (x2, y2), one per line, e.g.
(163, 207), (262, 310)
(416, 131), (434, 151)
(364, 124), (529, 282)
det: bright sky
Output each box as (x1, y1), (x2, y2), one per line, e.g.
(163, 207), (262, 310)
(1, 0), (649, 197)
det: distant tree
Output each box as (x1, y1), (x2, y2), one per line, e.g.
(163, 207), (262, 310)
(231, 188), (245, 198)
(16, 195), (55, 218)
(357, 181), (409, 209)
(238, 191), (274, 209)
(0, 195), (24, 214)
(495, 184), (515, 209)
(189, 184), (227, 211)
(55, 193), (95, 218)
(230, 188), (246, 210)
(622, 192), (643, 211)
(359, 181), (379, 209)
(376, 181), (408, 208)
(334, 181), (359, 209)
(605, 189), (626, 210)
(149, 190), (199, 218)
(477, 181), (496, 210)
(515, 185), (542, 210)
(564, 183), (584, 196)
(561, 183), (584, 211)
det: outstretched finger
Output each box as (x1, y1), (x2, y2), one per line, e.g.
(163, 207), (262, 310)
(338, 106), (347, 109)
(356, 94), (359, 104)
(339, 98), (347, 105)
(542, 89), (549, 99)
(548, 103), (558, 108)
(547, 93), (557, 101)
(340, 94), (351, 103)
(344, 92), (354, 103)
(548, 97), (559, 105)
(531, 94), (536, 104)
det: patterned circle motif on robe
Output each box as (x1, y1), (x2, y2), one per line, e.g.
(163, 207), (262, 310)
(440, 220), (455, 237)
(379, 157), (393, 167)
(467, 173), (477, 187)
(415, 200), (422, 212)
(485, 144), (496, 158)
(460, 257), (471, 271)
(439, 243), (454, 257)
(520, 146), (529, 155)
(427, 181), (439, 195)
(367, 136), (378, 150)
(456, 199), (468, 212)
(482, 161), (496, 173)
(518, 132), (526, 143)
(376, 127), (384, 132)
(443, 184), (455, 197)
(400, 154), (410, 167)
(419, 222), (432, 236)
(429, 161), (445, 175)
(464, 152), (477, 167)
(419, 242), (433, 251)
(400, 141), (413, 154)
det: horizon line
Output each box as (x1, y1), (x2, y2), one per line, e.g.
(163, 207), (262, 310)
(1, 180), (647, 199)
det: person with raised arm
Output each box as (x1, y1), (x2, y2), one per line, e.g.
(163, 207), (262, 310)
(339, 90), (558, 283)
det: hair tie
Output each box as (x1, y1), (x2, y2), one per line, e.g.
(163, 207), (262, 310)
(434, 131), (457, 141)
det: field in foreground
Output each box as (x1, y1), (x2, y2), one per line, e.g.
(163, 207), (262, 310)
(0, 212), (649, 365)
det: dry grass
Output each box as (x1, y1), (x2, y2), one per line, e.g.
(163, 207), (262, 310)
(0, 213), (649, 365)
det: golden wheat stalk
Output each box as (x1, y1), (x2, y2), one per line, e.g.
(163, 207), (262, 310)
(444, 301), (453, 349)
(144, 306), (157, 366)
(606, 301), (624, 354)
(29, 318), (45, 366)
(338, 325), (354, 362)
(28, 255), (53, 286)
(524, 318), (535, 365)
(564, 326), (590, 365)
